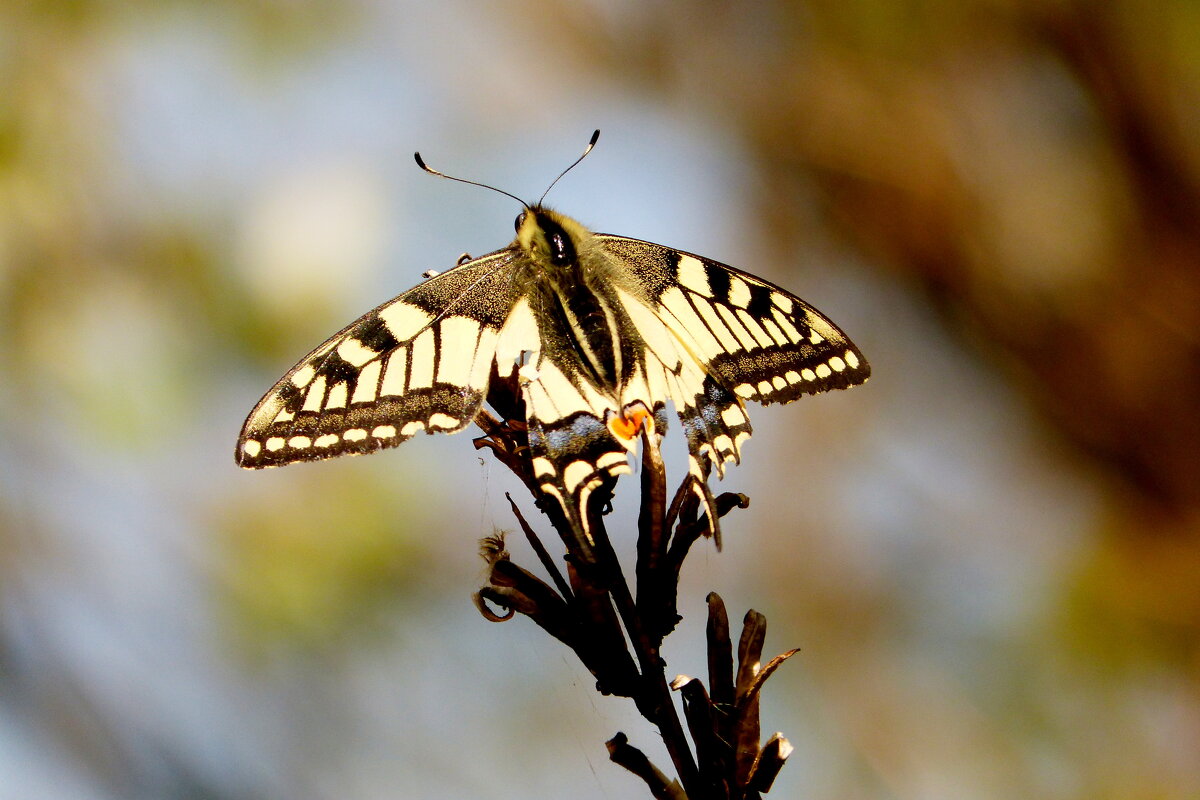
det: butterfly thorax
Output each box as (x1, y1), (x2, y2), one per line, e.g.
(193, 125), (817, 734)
(514, 208), (640, 392)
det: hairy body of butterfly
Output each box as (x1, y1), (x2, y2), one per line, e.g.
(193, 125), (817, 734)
(237, 205), (870, 535)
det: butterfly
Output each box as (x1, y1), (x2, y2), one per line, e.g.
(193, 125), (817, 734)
(237, 131), (870, 536)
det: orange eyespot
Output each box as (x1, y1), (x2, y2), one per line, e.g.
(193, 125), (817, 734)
(607, 404), (654, 443)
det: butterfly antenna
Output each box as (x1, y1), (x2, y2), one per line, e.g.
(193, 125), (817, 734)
(414, 152), (529, 209)
(537, 129), (600, 206)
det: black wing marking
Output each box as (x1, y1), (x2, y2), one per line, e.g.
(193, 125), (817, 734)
(237, 249), (521, 468)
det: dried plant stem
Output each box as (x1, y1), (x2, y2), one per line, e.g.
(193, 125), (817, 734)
(473, 397), (795, 799)
(590, 516), (703, 794)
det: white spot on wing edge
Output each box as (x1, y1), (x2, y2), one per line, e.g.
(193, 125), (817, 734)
(372, 425), (397, 439)
(845, 349), (860, 369)
(378, 301), (432, 341)
(242, 440), (262, 458)
(314, 434), (339, 447)
(401, 420), (425, 436)
(288, 436), (312, 449)
(290, 365), (316, 388)
(429, 413), (460, 430)
(720, 405), (746, 426)
(343, 428), (368, 442)
(337, 338), (378, 368)
(727, 275), (752, 308)
(676, 254), (710, 295)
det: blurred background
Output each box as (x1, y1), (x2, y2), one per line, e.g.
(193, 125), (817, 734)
(2, 0), (1198, 797)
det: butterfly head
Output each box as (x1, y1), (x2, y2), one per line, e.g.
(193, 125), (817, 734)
(515, 207), (591, 269)
(415, 130), (601, 273)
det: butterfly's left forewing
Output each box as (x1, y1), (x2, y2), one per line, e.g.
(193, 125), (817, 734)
(237, 250), (521, 468)
(597, 234), (871, 479)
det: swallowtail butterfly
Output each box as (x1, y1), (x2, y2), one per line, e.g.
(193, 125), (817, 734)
(237, 132), (869, 532)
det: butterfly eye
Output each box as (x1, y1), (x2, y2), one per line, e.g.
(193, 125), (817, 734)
(514, 211), (527, 232)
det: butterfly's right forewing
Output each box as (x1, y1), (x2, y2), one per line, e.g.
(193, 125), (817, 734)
(598, 235), (870, 401)
(596, 234), (870, 483)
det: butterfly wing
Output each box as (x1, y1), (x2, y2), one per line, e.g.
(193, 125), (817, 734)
(237, 249), (521, 468)
(597, 234), (871, 480)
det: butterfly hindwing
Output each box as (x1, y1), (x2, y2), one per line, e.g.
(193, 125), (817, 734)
(237, 250), (521, 468)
